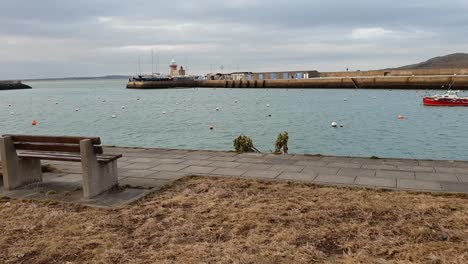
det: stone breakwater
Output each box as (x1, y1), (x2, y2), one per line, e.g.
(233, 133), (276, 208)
(127, 75), (468, 89)
(0, 81), (31, 90)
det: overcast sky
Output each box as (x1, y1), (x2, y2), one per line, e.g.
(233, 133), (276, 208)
(1, 0), (468, 79)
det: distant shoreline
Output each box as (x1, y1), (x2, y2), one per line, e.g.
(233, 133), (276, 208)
(19, 75), (130, 82)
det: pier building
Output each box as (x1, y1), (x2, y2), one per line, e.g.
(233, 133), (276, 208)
(169, 59), (186, 77)
(206, 70), (319, 81)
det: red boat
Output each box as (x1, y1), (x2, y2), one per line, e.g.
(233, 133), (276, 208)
(423, 90), (468, 106)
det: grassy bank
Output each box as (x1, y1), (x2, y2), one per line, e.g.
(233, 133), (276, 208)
(1, 176), (467, 263)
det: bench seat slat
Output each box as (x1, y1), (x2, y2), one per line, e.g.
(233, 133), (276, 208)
(3, 134), (101, 145)
(18, 152), (122, 163)
(19, 151), (119, 159)
(14, 142), (103, 154)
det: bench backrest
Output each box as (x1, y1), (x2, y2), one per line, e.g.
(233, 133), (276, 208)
(2, 134), (103, 154)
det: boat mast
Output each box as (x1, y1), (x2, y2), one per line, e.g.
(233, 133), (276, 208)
(138, 56), (141, 76)
(151, 49), (154, 76)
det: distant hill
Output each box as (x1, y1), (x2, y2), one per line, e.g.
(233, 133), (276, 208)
(392, 53), (468, 70)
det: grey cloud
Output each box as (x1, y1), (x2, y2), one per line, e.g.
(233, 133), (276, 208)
(0, 0), (467, 79)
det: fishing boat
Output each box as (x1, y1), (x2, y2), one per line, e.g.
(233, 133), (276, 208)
(423, 90), (468, 106)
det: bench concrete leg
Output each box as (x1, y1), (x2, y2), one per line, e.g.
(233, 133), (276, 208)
(80, 139), (118, 199)
(0, 136), (42, 190)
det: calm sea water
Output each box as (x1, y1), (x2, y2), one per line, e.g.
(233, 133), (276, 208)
(1, 79), (467, 160)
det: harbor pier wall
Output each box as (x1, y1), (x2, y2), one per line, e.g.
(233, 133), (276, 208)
(127, 75), (468, 90)
(0, 81), (31, 90)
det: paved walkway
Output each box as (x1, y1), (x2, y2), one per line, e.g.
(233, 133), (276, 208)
(38, 147), (468, 194)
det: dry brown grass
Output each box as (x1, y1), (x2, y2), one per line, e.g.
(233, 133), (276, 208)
(1, 176), (467, 264)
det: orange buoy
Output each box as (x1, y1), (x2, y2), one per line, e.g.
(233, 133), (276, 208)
(209, 125), (214, 130)
(32, 120), (37, 126)
(397, 115), (404, 120)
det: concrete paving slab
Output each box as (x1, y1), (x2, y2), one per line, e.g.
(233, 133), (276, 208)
(155, 158), (185, 164)
(265, 159), (297, 165)
(210, 168), (247, 177)
(354, 176), (396, 188)
(415, 172), (459, 182)
(235, 163), (273, 170)
(235, 158), (272, 164)
(376, 170), (415, 179)
(180, 166), (217, 174)
(182, 154), (212, 160)
(126, 157), (161, 163)
(452, 161), (468, 168)
(397, 179), (442, 191)
(457, 174), (468, 183)
(120, 177), (172, 188)
(435, 167), (468, 174)
(145, 171), (187, 180)
(396, 165), (435, 172)
(264, 154), (294, 160)
(327, 162), (362, 169)
(294, 160), (329, 167)
(314, 174), (356, 185)
(268, 164), (305, 173)
(236, 153), (266, 158)
(289, 155), (323, 161)
(210, 152), (238, 157)
(338, 168), (376, 177)
(277, 172), (317, 182)
(157, 154), (187, 159)
(208, 156), (238, 162)
(118, 169), (157, 178)
(242, 170), (282, 179)
(440, 182), (468, 193)
(303, 166), (339, 175)
(382, 159), (419, 166)
(179, 159), (214, 166)
(361, 164), (397, 170)
(320, 157), (351, 162)
(165, 149), (192, 155)
(209, 161), (242, 168)
(150, 164), (189, 172)
(122, 163), (159, 170)
(419, 160), (456, 167)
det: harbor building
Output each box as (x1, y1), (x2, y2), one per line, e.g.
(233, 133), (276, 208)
(169, 59), (186, 77)
(206, 70), (319, 81)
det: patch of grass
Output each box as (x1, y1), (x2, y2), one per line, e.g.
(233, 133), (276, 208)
(370, 155), (380, 159)
(0, 177), (467, 263)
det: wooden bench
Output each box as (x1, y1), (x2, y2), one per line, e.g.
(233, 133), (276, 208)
(0, 135), (122, 199)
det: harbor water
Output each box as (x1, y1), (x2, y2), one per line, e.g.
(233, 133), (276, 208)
(1, 79), (467, 160)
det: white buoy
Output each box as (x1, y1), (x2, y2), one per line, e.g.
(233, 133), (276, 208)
(75, 108), (79, 112)
(111, 114), (117, 118)
(331, 121), (338, 127)
(121, 106), (126, 109)
(10, 112), (14, 115)
(266, 104), (270, 107)
(162, 111), (166, 114)
(216, 107), (219, 111)
(340, 124), (344, 127)
(344, 98), (348, 101)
